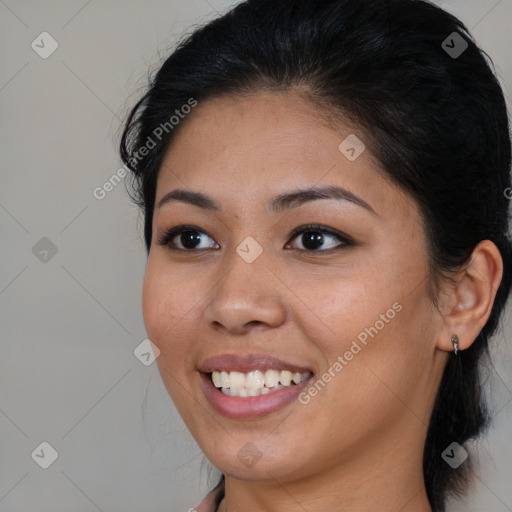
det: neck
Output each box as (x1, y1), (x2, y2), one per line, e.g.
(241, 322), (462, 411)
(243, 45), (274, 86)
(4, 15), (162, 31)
(217, 427), (432, 512)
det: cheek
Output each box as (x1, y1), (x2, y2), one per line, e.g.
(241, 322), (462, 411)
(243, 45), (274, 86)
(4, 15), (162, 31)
(141, 256), (205, 363)
(142, 258), (183, 354)
(308, 250), (433, 389)
(141, 263), (163, 344)
(311, 266), (398, 342)
(141, 259), (198, 408)
(317, 279), (435, 420)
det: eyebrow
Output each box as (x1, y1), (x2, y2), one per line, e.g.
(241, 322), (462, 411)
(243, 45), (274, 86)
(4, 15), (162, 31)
(156, 185), (376, 215)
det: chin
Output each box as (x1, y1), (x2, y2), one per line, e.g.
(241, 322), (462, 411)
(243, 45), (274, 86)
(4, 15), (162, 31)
(204, 439), (314, 483)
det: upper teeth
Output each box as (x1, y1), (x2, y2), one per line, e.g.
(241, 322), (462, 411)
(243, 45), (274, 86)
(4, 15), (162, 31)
(211, 369), (311, 390)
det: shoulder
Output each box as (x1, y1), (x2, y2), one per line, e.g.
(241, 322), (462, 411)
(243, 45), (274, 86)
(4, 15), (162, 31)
(189, 484), (223, 512)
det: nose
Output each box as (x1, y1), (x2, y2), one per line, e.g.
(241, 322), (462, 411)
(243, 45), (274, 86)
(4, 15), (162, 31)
(204, 248), (287, 335)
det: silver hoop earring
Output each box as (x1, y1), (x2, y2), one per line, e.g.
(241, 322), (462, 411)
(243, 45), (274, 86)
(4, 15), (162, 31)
(451, 334), (460, 355)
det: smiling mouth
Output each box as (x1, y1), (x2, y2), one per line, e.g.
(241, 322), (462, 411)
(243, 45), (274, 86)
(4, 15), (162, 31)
(208, 369), (313, 397)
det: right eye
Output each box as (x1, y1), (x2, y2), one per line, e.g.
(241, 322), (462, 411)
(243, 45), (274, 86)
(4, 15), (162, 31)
(156, 225), (220, 251)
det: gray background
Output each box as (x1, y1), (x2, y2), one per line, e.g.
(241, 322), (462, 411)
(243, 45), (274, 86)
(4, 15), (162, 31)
(0, 1), (511, 511)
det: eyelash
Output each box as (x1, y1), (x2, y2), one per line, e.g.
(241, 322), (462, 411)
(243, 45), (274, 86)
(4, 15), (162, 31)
(156, 224), (354, 253)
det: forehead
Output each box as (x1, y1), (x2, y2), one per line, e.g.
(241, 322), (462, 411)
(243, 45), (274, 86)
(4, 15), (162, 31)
(155, 91), (413, 220)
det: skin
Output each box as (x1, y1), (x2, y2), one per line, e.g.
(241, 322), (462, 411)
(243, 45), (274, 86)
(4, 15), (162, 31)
(142, 91), (503, 512)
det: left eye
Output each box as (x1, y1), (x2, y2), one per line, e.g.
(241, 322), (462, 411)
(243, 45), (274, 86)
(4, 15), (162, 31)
(286, 226), (349, 252)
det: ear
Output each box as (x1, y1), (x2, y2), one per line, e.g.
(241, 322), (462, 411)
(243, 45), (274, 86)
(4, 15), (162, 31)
(436, 240), (503, 353)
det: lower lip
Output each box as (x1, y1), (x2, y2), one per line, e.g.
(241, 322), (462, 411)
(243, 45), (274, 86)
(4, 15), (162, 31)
(200, 372), (314, 419)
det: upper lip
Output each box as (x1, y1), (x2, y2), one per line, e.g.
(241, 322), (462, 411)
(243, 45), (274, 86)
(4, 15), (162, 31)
(198, 353), (314, 374)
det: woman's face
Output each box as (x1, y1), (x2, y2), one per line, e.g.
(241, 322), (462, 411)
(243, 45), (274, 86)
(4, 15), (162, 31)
(143, 92), (448, 483)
